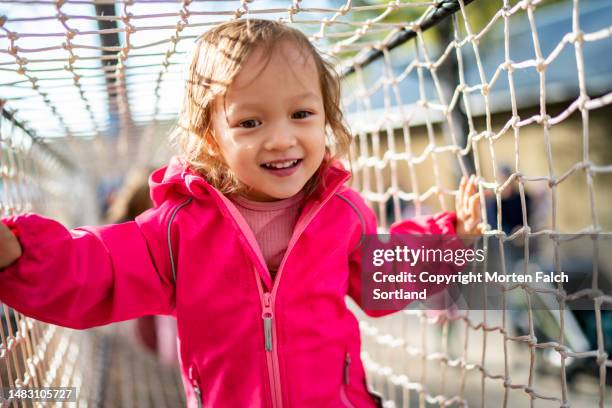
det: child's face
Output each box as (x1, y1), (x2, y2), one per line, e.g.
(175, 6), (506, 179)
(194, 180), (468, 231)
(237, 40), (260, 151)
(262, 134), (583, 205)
(212, 41), (327, 201)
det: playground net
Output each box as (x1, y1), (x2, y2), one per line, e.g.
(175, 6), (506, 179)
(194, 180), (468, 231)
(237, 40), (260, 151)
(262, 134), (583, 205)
(1, 0), (612, 406)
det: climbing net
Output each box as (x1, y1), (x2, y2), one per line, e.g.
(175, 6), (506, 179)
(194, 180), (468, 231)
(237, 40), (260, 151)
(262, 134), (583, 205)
(1, 0), (612, 407)
(342, 0), (612, 407)
(0, 106), (100, 405)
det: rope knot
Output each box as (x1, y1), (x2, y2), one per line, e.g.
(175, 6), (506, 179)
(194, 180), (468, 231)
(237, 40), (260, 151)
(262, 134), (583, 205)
(577, 94), (590, 111)
(597, 351), (609, 365)
(481, 83), (490, 96)
(56, 11), (68, 23)
(180, 7), (190, 21)
(571, 30), (584, 44)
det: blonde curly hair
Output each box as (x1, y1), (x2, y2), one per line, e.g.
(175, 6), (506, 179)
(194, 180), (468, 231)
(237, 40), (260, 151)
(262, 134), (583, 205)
(171, 18), (352, 196)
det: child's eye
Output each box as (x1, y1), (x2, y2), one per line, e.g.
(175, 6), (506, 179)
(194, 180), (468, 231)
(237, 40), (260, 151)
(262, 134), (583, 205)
(239, 119), (261, 128)
(292, 111), (312, 120)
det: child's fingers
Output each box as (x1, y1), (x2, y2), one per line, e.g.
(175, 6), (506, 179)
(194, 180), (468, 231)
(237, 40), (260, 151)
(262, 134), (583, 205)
(468, 176), (480, 212)
(476, 222), (487, 235)
(468, 174), (477, 195)
(458, 176), (467, 212)
(469, 194), (480, 222)
(458, 175), (467, 201)
(463, 175), (475, 213)
(456, 175), (467, 213)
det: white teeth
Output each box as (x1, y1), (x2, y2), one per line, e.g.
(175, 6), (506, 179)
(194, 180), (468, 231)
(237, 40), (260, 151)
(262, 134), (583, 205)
(263, 160), (298, 169)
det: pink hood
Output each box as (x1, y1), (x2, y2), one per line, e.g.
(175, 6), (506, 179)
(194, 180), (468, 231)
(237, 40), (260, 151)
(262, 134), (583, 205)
(0, 157), (458, 407)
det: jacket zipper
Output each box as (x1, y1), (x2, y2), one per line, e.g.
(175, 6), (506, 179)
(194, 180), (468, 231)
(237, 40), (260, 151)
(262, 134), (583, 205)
(262, 292), (273, 351)
(189, 365), (203, 408)
(259, 288), (283, 407)
(340, 352), (355, 408)
(176, 167), (351, 407)
(202, 170), (350, 408)
(344, 352), (351, 385)
(193, 386), (203, 408)
(257, 186), (350, 408)
(202, 189), (285, 408)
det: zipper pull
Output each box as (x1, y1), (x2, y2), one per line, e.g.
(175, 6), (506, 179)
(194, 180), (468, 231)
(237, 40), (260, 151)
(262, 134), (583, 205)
(262, 292), (273, 351)
(263, 315), (273, 351)
(344, 352), (351, 385)
(189, 366), (203, 408)
(193, 385), (203, 408)
(263, 291), (272, 308)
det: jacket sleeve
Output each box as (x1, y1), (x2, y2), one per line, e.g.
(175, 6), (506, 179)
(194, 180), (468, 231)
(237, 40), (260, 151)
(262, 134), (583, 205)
(347, 201), (461, 317)
(0, 209), (176, 329)
(346, 196), (386, 317)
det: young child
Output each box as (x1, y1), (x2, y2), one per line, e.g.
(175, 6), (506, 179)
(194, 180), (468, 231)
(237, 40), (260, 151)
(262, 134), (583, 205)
(0, 19), (482, 407)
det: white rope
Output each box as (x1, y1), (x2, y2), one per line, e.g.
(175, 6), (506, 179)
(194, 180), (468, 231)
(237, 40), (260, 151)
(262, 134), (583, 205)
(1, 1), (611, 406)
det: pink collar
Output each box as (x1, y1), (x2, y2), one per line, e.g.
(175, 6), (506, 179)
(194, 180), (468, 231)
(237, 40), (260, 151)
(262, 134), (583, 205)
(230, 190), (306, 211)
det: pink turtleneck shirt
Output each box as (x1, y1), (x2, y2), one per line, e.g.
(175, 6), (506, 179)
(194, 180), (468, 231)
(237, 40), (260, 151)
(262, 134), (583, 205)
(230, 191), (305, 279)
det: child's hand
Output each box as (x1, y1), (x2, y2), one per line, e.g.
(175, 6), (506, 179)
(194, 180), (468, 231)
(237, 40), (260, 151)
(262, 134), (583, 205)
(455, 175), (485, 242)
(0, 222), (22, 269)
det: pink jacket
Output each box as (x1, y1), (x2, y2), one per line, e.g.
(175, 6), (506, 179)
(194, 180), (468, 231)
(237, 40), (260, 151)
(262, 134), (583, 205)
(0, 157), (458, 407)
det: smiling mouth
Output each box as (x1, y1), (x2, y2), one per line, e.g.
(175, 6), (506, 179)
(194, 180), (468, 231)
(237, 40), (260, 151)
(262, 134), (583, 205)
(260, 159), (302, 170)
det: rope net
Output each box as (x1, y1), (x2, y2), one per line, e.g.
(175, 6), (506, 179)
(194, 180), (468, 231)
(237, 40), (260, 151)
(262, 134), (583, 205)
(1, 0), (612, 406)
(0, 107), (101, 405)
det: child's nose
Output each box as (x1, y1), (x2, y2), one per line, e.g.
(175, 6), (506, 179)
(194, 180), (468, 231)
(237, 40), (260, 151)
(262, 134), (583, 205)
(264, 122), (297, 150)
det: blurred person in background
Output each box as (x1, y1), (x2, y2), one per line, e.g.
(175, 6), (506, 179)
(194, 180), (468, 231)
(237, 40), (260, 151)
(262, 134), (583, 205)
(486, 165), (532, 237)
(485, 165), (534, 272)
(107, 168), (179, 366)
